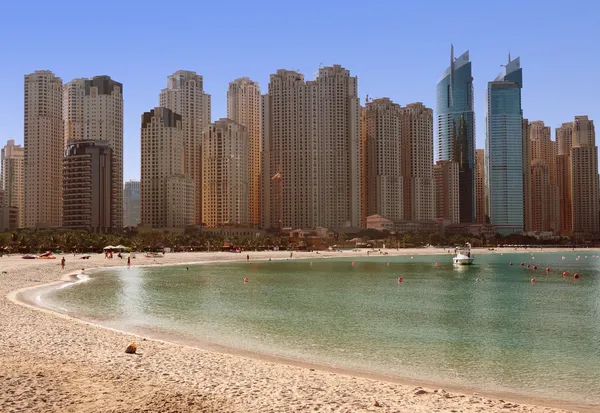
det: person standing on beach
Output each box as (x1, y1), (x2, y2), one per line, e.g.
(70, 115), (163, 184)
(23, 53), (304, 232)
(247, 254), (250, 261)
(127, 257), (131, 267)
(61, 257), (65, 270)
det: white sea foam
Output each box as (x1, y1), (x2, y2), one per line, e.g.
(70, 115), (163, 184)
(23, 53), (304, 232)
(58, 273), (91, 289)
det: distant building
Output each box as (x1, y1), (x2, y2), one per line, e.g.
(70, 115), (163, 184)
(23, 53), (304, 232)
(24, 70), (63, 228)
(570, 116), (599, 235)
(529, 121), (557, 183)
(1, 139), (24, 228)
(140, 107), (195, 229)
(474, 149), (485, 224)
(531, 160), (559, 233)
(227, 78), (261, 227)
(63, 140), (113, 232)
(202, 119), (249, 227)
(436, 46), (475, 223)
(401, 102), (435, 221)
(123, 180), (141, 228)
(434, 160), (460, 224)
(366, 214), (394, 232)
(361, 98), (403, 224)
(159, 71), (211, 225)
(522, 119), (532, 232)
(556, 122), (573, 236)
(485, 55), (524, 235)
(0, 191), (19, 231)
(444, 223), (497, 239)
(394, 220), (441, 234)
(529, 121), (560, 233)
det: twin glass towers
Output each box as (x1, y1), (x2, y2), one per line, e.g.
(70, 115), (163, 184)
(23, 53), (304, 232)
(436, 46), (524, 232)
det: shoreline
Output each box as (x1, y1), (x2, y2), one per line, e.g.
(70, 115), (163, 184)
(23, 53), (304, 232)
(2, 248), (598, 412)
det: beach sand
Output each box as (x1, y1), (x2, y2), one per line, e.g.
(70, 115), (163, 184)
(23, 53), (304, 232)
(1, 248), (594, 412)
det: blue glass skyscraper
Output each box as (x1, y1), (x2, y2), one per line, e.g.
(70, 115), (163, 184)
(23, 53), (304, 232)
(436, 45), (475, 223)
(485, 56), (524, 234)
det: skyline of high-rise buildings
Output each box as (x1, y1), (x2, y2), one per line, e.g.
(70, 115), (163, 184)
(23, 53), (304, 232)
(4, 50), (600, 238)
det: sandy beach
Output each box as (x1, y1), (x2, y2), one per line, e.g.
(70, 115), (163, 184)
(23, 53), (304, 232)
(1, 247), (595, 412)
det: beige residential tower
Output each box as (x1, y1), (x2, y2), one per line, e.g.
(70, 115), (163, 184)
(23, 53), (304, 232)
(227, 78), (261, 227)
(1, 140), (24, 228)
(140, 107), (195, 229)
(63, 76), (123, 228)
(401, 102), (435, 221)
(202, 119), (249, 227)
(159, 71), (211, 225)
(261, 65), (361, 231)
(24, 70), (63, 228)
(361, 98), (403, 223)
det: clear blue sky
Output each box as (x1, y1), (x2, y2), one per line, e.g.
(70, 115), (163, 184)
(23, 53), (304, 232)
(1, 0), (599, 181)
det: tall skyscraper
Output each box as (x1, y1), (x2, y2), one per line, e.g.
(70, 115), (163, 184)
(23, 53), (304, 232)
(436, 46), (475, 223)
(262, 65), (361, 230)
(361, 98), (403, 223)
(529, 121), (556, 183)
(24, 70), (63, 228)
(227, 78), (261, 227)
(159, 71), (211, 225)
(556, 122), (574, 235)
(557, 122), (573, 156)
(570, 116), (599, 235)
(401, 102), (435, 221)
(202, 119), (249, 227)
(531, 160), (559, 232)
(528, 120), (559, 232)
(123, 180), (141, 228)
(0, 189), (19, 231)
(140, 107), (195, 229)
(485, 56), (523, 234)
(474, 149), (485, 224)
(260, 94), (271, 229)
(522, 119), (532, 232)
(1, 139), (24, 228)
(63, 140), (113, 232)
(63, 76), (123, 228)
(434, 160), (459, 223)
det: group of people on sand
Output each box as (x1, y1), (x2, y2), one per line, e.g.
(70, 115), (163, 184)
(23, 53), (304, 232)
(104, 250), (125, 259)
(61, 253), (131, 269)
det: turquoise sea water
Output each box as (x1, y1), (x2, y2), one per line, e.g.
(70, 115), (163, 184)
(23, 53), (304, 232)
(46, 252), (600, 405)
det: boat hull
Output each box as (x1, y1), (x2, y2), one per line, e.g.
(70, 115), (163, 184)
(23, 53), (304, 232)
(453, 258), (474, 265)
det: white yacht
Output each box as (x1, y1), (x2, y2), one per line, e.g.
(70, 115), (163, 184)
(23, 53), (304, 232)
(453, 243), (474, 265)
